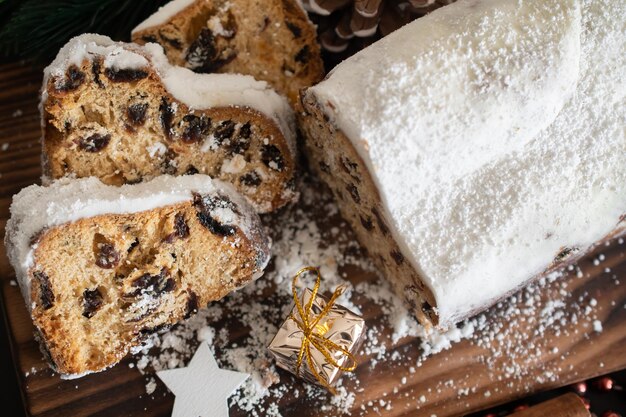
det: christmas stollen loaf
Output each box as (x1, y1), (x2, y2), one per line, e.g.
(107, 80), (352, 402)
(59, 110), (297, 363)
(42, 34), (297, 213)
(132, 0), (324, 106)
(300, 0), (626, 328)
(4, 175), (271, 377)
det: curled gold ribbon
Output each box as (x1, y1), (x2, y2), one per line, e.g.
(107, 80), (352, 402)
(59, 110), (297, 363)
(289, 266), (358, 394)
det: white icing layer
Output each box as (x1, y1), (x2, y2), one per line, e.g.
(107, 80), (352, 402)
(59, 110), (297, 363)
(5, 175), (267, 310)
(42, 34), (296, 152)
(309, 0), (626, 326)
(132, 0), (198, 33)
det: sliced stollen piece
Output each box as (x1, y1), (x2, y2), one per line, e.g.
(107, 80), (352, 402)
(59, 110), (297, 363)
(42, 34), (297, 213)
(4, 175), (271, 377)
(132, 0), (324, 107)
(300, 0), (626, 328)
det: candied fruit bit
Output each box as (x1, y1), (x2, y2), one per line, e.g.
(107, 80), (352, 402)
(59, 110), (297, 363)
(104, 68), (149, 82)
(240, 171), (262, 187)
(78, 133), (111, 152)
(192, 193), (237, 236)
(56, 65), (85, 92)
(127, 103), (148, 126)
(261, 144), (285, 171)
(82, 288), (104, 318)
(181, 114), (211, 143)
(33, 271), (54, 310)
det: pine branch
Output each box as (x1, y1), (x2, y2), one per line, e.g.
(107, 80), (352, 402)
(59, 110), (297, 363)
(0, 0), (170, 62)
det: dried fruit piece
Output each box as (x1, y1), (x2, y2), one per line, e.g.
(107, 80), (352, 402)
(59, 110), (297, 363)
(286, 21), (302, 38)
(186, 28), (218, 71)
(319, 161), (331, 174)
(94, 235), (120, 269)
(185, 165), (199, 175)
(104, 68), (149, 82)
(33, 271), (55, 310)
(346, 183), (361, 203)
(82, 288), (104, 318)
(130, 268), (175, 296)
(127, 103), (149, 126)
(174, 213), (190, 239)
(56, 65), (86, 92)
(360, 215), (374, 231)
(159, 31), (183, 50)
(261, 145), (285, 171)
(160, 149), (179, 175)
(390, 250), (405, 265)
(185, 291), (199, 318)
(214, 120), (236, 144)
(91, 61), (104, 88)
(295, 45), (310, 64)
(181, 114), (211, 143)
(159, 98), (175, 139)
(78, 133), (111, 153)
(372, 208), (389, 236)
(164, 212), (190, 242)
(193, 193), (237, 236)
(240, 171), (262, 187)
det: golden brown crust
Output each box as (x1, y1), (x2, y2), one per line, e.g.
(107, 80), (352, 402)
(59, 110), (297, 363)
(42, 56), (297, 213)
(132, 0), (324, 107)
(29, 197), (269, 376)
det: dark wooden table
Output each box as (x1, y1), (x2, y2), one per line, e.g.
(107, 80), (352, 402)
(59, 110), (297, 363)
(1, 60), (625, 417)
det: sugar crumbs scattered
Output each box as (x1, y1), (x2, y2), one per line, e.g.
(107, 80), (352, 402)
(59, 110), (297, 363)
(130, 175), (615, 416)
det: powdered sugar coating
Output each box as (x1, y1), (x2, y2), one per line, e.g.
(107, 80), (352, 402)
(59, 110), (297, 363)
(132, 0), (199, 33)
(5, 175), (270, 310)
(41, 34), (296, 154)
(308, 0), (626, 326)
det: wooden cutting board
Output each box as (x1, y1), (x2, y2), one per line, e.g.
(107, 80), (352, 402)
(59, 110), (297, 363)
(1, 61), (625, 417)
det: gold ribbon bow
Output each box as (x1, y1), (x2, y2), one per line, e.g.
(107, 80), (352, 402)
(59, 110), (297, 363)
(289, 266), (358, 394)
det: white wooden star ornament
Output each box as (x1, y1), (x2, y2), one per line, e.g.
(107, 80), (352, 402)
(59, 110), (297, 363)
(157, 342), (249, 417)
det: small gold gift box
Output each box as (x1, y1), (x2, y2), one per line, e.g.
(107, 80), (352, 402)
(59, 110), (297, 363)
(268, 267), (366, 393)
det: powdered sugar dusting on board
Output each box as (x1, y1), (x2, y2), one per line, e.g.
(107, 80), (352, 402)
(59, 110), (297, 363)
(131, 174), (616, 415)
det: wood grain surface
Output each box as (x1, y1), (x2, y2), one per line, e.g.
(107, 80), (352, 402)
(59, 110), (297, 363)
(0, 61), (625, 417)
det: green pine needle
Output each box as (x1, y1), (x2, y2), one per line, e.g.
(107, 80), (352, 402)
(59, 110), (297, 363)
(0, 0), (170, 62)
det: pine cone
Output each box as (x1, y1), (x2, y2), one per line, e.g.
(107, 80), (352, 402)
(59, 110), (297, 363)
(303, 0), (456, 55)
